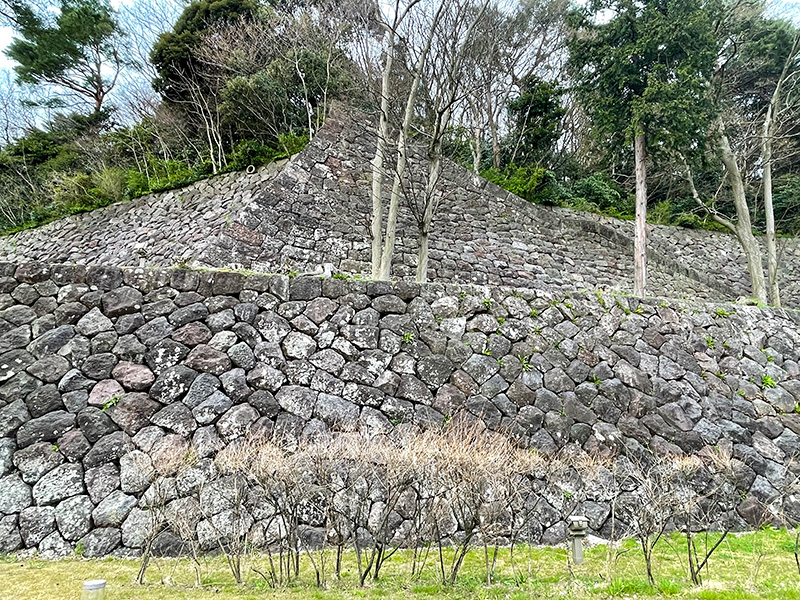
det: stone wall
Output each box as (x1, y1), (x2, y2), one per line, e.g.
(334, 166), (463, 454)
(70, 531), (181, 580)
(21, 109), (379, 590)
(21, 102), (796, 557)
(0, 161), (286, 267)
(201, 108), (731, 302)
(0, 106), (798, 305)
(1, 262), (800, 556)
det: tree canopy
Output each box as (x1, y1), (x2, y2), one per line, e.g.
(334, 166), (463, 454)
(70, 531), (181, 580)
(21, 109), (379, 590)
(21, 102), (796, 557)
(5, 0), (125, 114)
(150, 0), (258, 101)
(567, 0), (717, 161)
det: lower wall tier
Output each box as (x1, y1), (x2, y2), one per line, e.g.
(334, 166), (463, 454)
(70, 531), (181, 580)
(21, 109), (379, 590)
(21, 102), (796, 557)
(1, 262), (800, 557)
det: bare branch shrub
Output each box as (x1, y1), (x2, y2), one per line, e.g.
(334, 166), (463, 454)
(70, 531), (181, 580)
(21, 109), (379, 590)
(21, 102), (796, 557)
(614, 453), (682, 585)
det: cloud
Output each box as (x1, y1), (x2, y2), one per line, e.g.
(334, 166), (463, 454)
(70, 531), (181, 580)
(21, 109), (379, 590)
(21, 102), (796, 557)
(0, 27), (13, 68)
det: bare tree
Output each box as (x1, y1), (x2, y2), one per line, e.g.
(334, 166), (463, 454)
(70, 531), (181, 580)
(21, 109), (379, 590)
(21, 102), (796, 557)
(408, 0), (491, 283)
(194, 3), (361, 151)
(368, 0), (422, 279)
(0, 70), (36, 145)
(680, 5), (800, 305)
(116, 0), (184, 82)
(377, 1), (447, 280)
(463, 0), (569, 171)
(614, 454), (683, 585)
(761, 32), (800, 307)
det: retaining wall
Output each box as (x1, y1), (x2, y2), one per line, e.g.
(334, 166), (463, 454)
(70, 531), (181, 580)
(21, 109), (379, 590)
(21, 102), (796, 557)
(1, 106), (798, 305)
(1, 262), (800, 556)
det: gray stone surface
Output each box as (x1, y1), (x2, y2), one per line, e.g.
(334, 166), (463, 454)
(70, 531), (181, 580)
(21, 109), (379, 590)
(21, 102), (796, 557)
(0, 112), (746, 306)
(92, 490), (137, 527)
(55, 495), (93, 540)
(0, 514), (22, 552)
(32, 463), (84, 505)
(19, 505), (56, 546)
(0, 253), (797, 556)
(0, 474), (31, 514)
(78, 527), (121, 557)
(13, 441), (64, 483)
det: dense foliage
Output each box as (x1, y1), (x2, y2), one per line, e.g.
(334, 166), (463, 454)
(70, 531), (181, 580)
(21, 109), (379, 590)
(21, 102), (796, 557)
(0, 0), (350, 233)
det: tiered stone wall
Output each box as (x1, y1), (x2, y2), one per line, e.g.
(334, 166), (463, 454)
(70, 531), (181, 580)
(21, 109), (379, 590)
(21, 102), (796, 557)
(0, 106), (797, 305)
(0, 161), (286, 267)
(201, 109), (731, 302)
(589, 215), (800, 306)
(1, 262), (800, 557)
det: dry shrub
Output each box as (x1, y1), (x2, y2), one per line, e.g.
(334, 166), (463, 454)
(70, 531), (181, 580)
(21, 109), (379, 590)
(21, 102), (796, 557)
(146, 419), (756, 589)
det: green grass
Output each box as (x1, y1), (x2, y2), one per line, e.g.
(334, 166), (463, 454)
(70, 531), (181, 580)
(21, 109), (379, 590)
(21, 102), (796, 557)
(3, 529), (800, 600)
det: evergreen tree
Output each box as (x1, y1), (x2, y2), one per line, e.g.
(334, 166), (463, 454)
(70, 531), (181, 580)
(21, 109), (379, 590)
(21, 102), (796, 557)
(5, 0), (125, 114)
(568, 0), (717, 296)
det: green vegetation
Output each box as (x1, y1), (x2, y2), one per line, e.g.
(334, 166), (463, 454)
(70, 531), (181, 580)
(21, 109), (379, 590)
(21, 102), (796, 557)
(0, 0), (340, 235)
(4, 529), (800, 600)
(5, 0), (124, 115)
(0, 111), (307, 235)
(101, 394), (121, 411)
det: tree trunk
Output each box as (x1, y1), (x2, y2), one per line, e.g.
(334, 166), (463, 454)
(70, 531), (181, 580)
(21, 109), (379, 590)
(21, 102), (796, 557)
(416, 229), (430, 283)
(412, 0), (489, 284)
(760, 34), (798, 307)
(763, 134), (779, 307)
(472, 127), (482, 173)
(488, 96), (501, 170)
(633, 133), (648, 298)
(378, 5), (442, 281)
(370, 29), (395, 280)
(716, 124), (768, 303)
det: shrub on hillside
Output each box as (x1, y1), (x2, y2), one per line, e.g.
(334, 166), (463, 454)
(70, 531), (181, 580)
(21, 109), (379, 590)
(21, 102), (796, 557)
(481, 164), (547, 203)
(571, 173), (633, 219)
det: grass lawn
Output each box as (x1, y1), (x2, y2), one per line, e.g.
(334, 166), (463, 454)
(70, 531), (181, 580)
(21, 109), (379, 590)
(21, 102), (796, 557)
(3, 528), (800, 599)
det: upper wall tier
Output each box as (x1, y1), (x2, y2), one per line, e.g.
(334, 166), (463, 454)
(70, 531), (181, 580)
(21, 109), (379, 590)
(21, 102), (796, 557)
(0, 105), (797, 304)
(0, 162), (286, 268)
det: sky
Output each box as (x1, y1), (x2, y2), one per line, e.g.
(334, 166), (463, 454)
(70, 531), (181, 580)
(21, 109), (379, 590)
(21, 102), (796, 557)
(0, 27), (12, 68)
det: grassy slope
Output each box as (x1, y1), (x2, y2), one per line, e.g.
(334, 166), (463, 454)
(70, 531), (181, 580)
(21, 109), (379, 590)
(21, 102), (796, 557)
(3, 529), (800, 600)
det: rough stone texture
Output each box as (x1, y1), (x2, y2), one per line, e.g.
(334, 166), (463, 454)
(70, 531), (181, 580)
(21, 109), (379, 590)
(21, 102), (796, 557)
(55, 495), (93, 541)
(0, 258), (797, 556)
(92, 490), (137, 527)
(0, 474), (32, 514)
(0, 162), (287, 268)
(32, 463), (84, 505)
(0, 106), (784, 305)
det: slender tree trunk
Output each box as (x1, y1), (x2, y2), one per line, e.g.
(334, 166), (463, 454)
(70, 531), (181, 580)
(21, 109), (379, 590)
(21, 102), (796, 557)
(416, 229), (430, 283)
(378, 125), (407, 281)
(634, 133), (648, 298)
(136, 541), (152, 584)
(412, 0), (489, 284)
(378, 5), (442, 280)
(370, 29), (395, 279)
(471, 127), (482, 173)
(760, 34), (798, 307)
(763, 131), (779, 307)
(716, 124), (768, 303)
(488, 95), (501, 169)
